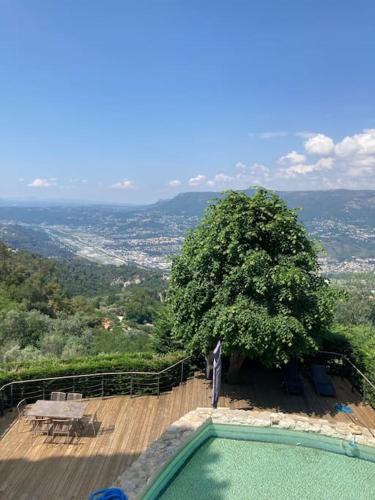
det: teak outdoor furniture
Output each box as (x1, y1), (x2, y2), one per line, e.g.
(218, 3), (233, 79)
(82, 411), (98, 436)
(27, 400), (87, 421)
(67, 392), (83, 400)
(16, 398), (34, 431)
(50, 419), (78, 444)
(26, 400), (88, 444)
(16, 398), (28, 419)
(31, 417), (53, 439)
(51, 392), (67, 401)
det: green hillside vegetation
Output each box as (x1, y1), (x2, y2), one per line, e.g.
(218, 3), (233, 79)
(0, 243), (164, 366)
(327, 272), (375, 403)
(53, 259), (164, 297)
(0, 287), (20, 313)
(0, 223), (73, 259)
(0, 351), (184, 387)
(331, 272), (375, 326)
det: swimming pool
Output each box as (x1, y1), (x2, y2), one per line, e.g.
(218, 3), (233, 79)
(143, 424), (375, 499)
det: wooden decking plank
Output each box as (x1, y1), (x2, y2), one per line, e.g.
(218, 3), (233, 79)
(60, 399), (109, 499)
(0, 374), (374, 499)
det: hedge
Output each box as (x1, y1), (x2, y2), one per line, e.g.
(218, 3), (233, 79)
(321, 324), (375, 406)
(0, 351), (187, 387)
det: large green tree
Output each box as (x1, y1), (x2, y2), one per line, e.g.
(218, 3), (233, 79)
(165, 189), (337, 380)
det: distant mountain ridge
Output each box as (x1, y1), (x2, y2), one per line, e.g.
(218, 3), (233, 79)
(0, 189), (374, 266)
(151, 189), (375, 224)
(1, 189), (374, 222)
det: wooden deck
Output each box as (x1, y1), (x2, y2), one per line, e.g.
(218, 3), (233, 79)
(0, 370), (374, 500)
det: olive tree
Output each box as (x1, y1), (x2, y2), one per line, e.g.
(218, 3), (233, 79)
(166, 189), (337, 381)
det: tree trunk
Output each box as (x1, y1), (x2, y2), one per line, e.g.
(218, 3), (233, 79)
(226, 352), (246, 384)
(205, 353), (214, 380)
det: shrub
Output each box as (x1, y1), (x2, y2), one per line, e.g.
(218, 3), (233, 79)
(322, 324), (375, 406)
(0, 351), (186, 386)
(0, 351), (190, 412)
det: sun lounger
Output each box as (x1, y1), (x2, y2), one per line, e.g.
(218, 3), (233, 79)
(283, 361), (304, 395)
(311, 364), (336, 397)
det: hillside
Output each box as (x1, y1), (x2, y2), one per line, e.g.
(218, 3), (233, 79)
(152, 189), (375, 223)
(151, 190), (375, 264)
(0, 243), (164, 364)
(0, 189), (374, 268)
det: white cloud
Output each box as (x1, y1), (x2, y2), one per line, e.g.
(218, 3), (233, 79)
(332, 129), (375, 179)
(279, 150), (306, 164)
(346, 165), (374, 177)
(69, 178), (87, 184)
(283, 164), (315, 176)
(204, 163), (270, 190)
(168, 179), (182, 188)
(294, 131), (316, 139)
(28, 178), (56, 188)
(110, 179), (135, 189)
(206, 174), (236, 188)
(283, 157), (334, 177)
(304, 133), (334, 156)
(188, 174), (207, 187)
(335, 128), (375, 158)
(176, 128), (375, 192)
(236, 162), (269, 175)
(274, 128), (375, 186)
(250, 131), (317, 141)
(259, 131), (288, 139)
(316, 157), (335, 170)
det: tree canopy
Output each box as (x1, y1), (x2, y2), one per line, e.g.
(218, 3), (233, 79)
(165, 189), (337, 368)
(0, 243), (162, 363)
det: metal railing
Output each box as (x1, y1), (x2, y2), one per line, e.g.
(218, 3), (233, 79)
(0, 355), (195, 416)
(318, 350), (375, 406)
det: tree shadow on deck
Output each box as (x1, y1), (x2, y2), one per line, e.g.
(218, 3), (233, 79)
(220, 360), (369, 425)
(0, 448), (229, 500)
(0, 452), (140, 500)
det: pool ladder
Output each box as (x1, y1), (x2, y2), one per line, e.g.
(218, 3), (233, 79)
(343, 436), (360, 458)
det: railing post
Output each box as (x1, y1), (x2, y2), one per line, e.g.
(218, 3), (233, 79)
(0, 391), (5, 416)
(0, 356), (195, 413)
(363, 382), (366, 404)
(0, 390), (4, 416)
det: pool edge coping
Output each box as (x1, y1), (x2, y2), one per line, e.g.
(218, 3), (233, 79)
(116, 407), (375, 499)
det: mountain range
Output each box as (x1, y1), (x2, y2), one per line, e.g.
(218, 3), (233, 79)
(0, 189), (374, 269)
(152, 189), (375, 223)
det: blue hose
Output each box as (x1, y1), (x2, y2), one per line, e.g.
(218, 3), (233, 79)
(334, 403), (353, 414)
(89, 487), (128, 500)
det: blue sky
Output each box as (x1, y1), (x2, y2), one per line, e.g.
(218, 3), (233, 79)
(1, 0), (375, 203)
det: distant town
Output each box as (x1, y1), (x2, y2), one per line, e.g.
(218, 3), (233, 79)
(1, 190), (375, 275)
(318, 256), (375, 274)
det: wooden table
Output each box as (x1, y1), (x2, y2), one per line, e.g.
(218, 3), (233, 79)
(26, 400), (87, 420)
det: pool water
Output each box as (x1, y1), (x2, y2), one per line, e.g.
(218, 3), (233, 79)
(159, 437), (375, 500)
